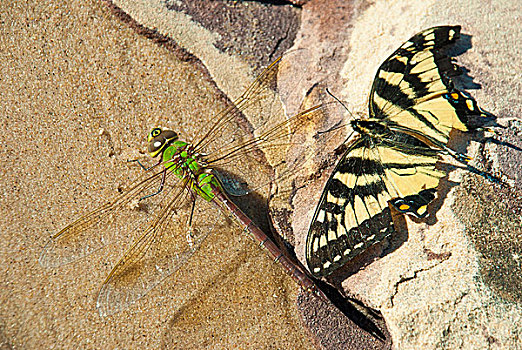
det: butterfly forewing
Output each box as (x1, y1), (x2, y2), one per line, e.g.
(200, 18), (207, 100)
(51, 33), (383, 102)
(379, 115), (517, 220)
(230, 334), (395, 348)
(370, 26), (471, 145)
(306, 138), (394, 277)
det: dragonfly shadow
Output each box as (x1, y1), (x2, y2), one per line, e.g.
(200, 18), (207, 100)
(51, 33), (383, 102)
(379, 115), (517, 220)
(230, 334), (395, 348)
(231, 189), (273, 236)
(213, 167), (283, 244)
(161, 220), (311, 348)
(161, 244), (252, 349)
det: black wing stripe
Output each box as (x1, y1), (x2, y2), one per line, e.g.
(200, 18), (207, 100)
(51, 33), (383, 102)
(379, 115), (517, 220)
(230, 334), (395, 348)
(373, 55), (459, 142)
(306, 138), (393, 276)
(368, 26), (476, 146)
(306, 132), (446, 277)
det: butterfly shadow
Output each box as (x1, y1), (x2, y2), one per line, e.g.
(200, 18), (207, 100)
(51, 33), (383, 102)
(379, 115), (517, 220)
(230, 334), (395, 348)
(414, 123), (504, 228)
(448, 32), (472, 57)
(448, 33), (482, 89)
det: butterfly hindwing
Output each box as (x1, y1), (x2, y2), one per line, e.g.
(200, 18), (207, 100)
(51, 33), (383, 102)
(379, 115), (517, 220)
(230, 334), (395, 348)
(306, 132), (445, 277)
(377, 132), (445, 217)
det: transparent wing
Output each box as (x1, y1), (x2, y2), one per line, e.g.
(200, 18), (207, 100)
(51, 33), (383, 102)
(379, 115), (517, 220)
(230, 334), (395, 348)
(39, 53), (306, 267)
(41, 53), (337, 315)
(39, 165), (177, 268)
(190, 51), (336, 196)
(208, 103), (332, 194)
(96, 182), (226, 316)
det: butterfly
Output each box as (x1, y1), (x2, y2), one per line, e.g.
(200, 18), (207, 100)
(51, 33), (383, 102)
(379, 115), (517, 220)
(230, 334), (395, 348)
(306, 25), (495, 277)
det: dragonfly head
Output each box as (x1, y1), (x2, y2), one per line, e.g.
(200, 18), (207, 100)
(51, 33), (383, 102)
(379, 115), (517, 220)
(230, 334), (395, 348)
(147, 128), (178, 158)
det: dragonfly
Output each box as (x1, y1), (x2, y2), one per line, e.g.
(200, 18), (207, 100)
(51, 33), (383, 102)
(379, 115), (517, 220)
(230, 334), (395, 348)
(39, 55), (332, 316)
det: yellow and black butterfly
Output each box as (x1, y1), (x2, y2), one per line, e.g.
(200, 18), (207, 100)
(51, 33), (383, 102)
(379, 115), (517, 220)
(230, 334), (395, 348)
(306, 25), (495, 277)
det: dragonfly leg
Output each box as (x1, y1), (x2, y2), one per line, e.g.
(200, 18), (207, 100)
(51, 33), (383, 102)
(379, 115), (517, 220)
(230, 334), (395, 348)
(140, 168), (167, 200)
(128, 157), (162, 171)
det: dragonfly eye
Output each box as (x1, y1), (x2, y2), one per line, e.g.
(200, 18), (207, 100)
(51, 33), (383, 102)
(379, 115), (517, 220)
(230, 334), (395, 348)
(162, 130), (178, 142)
(148, 128), (162, 142)
(147, 128), (178, 157)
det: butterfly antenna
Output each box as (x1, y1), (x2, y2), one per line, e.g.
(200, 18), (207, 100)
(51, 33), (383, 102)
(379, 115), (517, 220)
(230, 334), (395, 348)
(326, 88), (353, 118)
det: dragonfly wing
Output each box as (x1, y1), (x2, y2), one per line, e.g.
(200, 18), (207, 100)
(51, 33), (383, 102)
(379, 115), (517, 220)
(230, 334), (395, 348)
(39, 168), (168, 268)
(194, 51), (338, 195)
(96, 188), (224, 316)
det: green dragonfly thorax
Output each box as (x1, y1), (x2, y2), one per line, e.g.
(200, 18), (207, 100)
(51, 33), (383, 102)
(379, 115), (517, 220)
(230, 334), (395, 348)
(147, 127), (221, 202)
